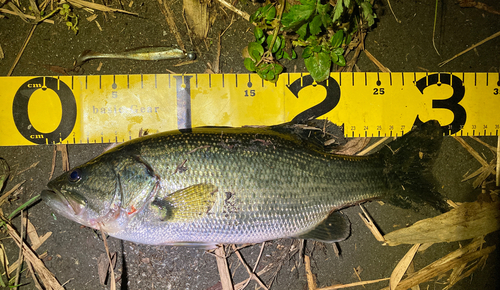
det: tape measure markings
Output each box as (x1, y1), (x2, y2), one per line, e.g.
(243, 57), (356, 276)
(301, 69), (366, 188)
(1, 72), (499, 146)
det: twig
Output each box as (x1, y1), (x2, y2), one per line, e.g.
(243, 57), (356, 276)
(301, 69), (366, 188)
(13, 211), (25, 290)
(101, 231), (116, 290)
(432, 0), (441, 56)
(67, 0), (138, 15)
(26, 260), (43, 290)
(215, 245), (234, 290)
(158, 0), (186, 51)
(231, 244), (268, 290)
(316, 278), (390, 290)
(304, 255), (316, 290)
(439, 30), (500, 67)
(0, 8), (54, 23)
(358, 205), (385, 242)
(497, 136), (500, 187)
(5, 222), (64, 290)
(356, 137), (391, 156)
(8, 24), (38, 76)
(215, 0), (250, 21)
(385, 0), (401, 23)
(16, 161), (40, 176)
(0, 180), (26, 206)
(253, 242), (266, 272)
(364, 50), (391, 72)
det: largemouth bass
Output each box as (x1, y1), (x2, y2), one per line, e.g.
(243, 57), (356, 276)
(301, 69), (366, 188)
(75, 47), (196, 66)
(42, 121), (445, 248)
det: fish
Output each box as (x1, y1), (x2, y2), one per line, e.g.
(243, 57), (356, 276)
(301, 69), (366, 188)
(41, 121), (446, 248)
(75, 47), (196, 66)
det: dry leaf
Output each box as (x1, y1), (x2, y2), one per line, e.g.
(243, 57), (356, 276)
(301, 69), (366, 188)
(389, 244), (420, 290)
(384, 201), (500, 246)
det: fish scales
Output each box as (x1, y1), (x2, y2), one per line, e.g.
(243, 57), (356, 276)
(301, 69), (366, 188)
(105, 128), (386, 245)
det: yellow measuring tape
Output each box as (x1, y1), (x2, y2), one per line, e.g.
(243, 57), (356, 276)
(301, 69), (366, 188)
(0, 72), (499, 146)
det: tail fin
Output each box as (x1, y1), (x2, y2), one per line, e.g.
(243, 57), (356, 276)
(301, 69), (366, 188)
(378, 120), (447, 212)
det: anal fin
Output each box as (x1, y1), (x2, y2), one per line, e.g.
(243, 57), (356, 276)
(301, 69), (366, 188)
(296, 211), (351, 243)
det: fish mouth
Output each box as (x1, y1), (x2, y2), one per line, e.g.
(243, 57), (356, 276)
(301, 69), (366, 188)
(41, 188), (86, 217)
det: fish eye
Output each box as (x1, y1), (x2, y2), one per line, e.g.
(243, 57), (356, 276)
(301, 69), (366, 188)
(68, 169), (82, 182)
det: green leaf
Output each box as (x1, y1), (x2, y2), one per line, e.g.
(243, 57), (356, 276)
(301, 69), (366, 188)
(292, 50), (297, 58)
(343, 0), (351, 8)
(344, 34), (352, 46)
(330, 52), (339, 62)
(331, 30), (344, 48)
(273, 63), (283, 74)
(257, 34), (266, 44)
(283, 51), (291, 60)
(248, 42), (264, 61)
(332, 47), (344, 55)
(267, 69), (275, 81)
(317, 3), (332, 27)
(312, 44), (322, 53)
(254, 27), (264, 40)
(281, 4), (315, 29)
(335, 54), (346, 66)
(302, 46), (313, 58)
(265, 6), (276, 21)
(304, 51), (331, 82)
(332, 1), (344, 23)
(244, 58), (256, 71)
(276, 49), (284, 59)
(316, 3), (331, 15)
(309, 15), (323, 35)
(360, 1), (376, 26)
(296, 22), (308, 39)
(266, 34), (281, 54)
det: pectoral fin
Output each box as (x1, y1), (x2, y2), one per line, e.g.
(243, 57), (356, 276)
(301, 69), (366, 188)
(296, 211), (351, 243)
(151, 183), (218, 222)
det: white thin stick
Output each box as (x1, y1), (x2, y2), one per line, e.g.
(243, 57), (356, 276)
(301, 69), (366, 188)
(439, 30), (500, 67)
(0, 8), (54, 23)
(496, 135), (499, 187)
(386, 0), (401, 23)
(215, 0), (250, 21)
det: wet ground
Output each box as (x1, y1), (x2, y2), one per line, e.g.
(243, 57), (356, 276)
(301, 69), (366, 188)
(1, 0), (500, 289)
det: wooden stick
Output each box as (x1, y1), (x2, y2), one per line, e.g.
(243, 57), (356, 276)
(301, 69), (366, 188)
(316, 278), (390, 290)
(357, 137), (391, 156)
(215, 245), (234, 290)
(364, 50), (391, 72)
(67, 0), (138, 15)
(6, 224), (64, 290)
(438, 30), (500, 67)
(101, 232), (116, 290)
(497, 136), (499, 187)
(158, 0), (186, 51)
(215, 0), (250, 21)
(304, 255), (317, 290)
(0, 8), (54, 23)
(7, 24), (37, 76)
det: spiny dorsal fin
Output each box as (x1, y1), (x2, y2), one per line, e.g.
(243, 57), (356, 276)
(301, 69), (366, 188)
(296, 211), (351, 243)
(151, 183), (218, 222)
